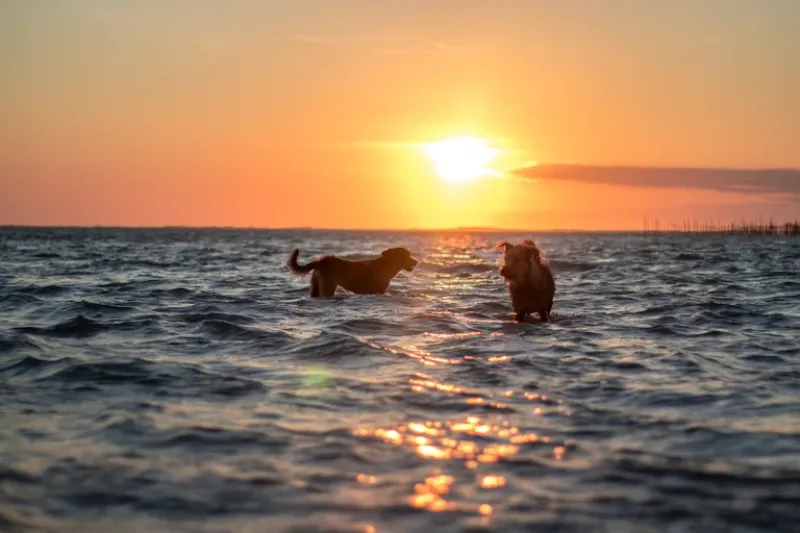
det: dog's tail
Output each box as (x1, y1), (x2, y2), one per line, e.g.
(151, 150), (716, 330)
(288, 249), (318, 275)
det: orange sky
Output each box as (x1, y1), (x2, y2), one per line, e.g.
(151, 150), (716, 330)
(1, 1), (798, 230)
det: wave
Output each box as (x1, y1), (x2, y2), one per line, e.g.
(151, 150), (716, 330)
(124, 259), (180, 269)
(675, 252), (704, 261)
(197, 319), (258, 339)
(189, 290), (255, 304)
(461, 300), (512, 318)
(758, 269), (800, 280)
(194, 320), (294, 348)
(336, 317), (429, 336)
(284, 330), (384, 359)
(402, 310), (475, 333)
(14, 314), (158, 339)
(0, 335), (45, 357)
(30, 251), (62, 259)
(35, 358), (157, 385)
(148, 426), (280, 450)
(15, 356), (269, 403)
(257, 245), (289, 258)
(0, 293), (44, 309)
(162, 286), (195, 297)
(182, 310), (256, 325)
(198, 319), (262, 340)
(70, 300), (138, 314)
(608, 448), (800, 485)
(0, 353), (74, 380)
(14, 284), (69, 296)
(689, 301), (763, 324)
(16, 314), (106, 338)
(420, 262), (497, 275)
(548, 259), (599, 272)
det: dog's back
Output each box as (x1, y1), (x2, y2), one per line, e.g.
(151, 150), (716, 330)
(289, 249), (377, 275)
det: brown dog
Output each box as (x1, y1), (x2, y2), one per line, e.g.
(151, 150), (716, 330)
(288, 247), (418, 297)
(497, 239), (555, 322)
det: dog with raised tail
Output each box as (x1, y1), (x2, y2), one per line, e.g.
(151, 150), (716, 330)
(497, 239), (555, 322)
(288, 247), (418, 298)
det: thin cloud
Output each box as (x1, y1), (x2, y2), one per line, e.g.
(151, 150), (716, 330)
(513, 164), (800, 197)
(282, 33), (469, 54)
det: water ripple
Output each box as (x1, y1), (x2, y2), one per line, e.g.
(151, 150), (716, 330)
(1, 228), (798, 532)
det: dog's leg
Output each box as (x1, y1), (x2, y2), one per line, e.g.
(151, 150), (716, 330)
(310, 271), (337, 298)
(310, 271), (322, 298)
(319, 276), (337, 297)
(515, 311), (527, 322)
(539, 309), (550, 322)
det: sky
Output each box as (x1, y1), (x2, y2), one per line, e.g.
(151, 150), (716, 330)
(1, 0), (799, 230)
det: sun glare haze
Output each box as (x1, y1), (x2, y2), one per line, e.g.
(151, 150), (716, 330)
(422, 136), (502, 184)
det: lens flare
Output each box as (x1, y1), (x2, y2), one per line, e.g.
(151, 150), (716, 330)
(422, 136), (501, 183)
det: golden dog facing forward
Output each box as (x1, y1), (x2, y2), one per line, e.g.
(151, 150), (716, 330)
(497, 239), (555, 322)
(288, 247), (418, 297)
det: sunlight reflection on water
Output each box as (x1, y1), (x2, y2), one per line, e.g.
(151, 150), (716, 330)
(3, 228), (798, 532)
(354, 406), (566, 520)
(346, 308), (580, 524)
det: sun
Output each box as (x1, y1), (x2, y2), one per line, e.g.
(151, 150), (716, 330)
(422, 136), (501, 183)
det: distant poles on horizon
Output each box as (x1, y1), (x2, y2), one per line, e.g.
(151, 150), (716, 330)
(642, 217), (799, 236)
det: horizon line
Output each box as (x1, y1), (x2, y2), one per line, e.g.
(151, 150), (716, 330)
(0, 223), (612, 233)
(2, 222), (798, 233)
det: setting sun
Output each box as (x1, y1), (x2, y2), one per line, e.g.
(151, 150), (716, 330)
(422, 136), (502, 183)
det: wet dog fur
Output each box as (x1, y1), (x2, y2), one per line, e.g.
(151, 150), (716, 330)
(288, 247), (418, 297)
(497, 239), (555, 322)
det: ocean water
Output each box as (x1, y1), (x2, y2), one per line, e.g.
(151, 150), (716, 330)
(1, 227), (799, 533)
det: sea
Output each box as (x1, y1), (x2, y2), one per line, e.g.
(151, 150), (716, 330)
(1, 227), (799, 533)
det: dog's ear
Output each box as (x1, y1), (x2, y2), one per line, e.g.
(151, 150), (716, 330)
(522, 246), (543, 263)
(521, 239), (542, 260)
(495, 241), (511, 251)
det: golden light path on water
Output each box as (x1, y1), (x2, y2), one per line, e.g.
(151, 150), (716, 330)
(348, 346), (572, 526)
(310, 237), (575, 529)
(353, 410), (567, 519)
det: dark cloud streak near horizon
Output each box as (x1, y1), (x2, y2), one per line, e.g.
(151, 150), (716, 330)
(513, 164), (800, 197)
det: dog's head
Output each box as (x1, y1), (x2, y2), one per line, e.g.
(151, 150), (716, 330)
(381, 247), (418, 272)
(496, 240), (542, 284)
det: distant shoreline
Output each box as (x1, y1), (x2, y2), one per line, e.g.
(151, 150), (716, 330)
(1, 223), (797, 235)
